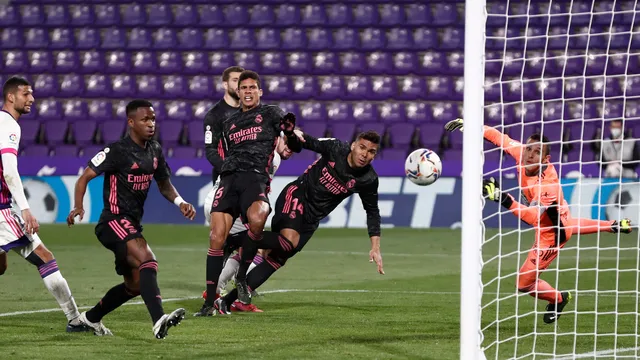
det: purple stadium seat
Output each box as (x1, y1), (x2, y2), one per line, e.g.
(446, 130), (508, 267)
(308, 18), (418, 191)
(567, 145), (597, 163)
(326, 3), (351, 26)
(432, 3), (458, 26)
(63, 100), (89, 123)
(380, 5), (405, 26)
(187, 121), (204, 145)
(543, 102), (568, 122)
(147, 4), (171, 26)
(604, 101), (624, 120)
(379, 102), (406, 123)
(440, 28), (464, 51)
(21, 5), (45, 26)
(76, 28), (100, 50)
(312, 52), (337, 75)
(275, 102), (299, 116)
(25, 29), (49, 50)
(3, 51), (25, 73)
(433, 102), (460, 123)
(345, 76), (370, 100)
(102, 28), (127, 50)
(173, 5), (197, 26)
(0, 5), (19, 26)
(46, 5), (70, 26)
(204, 29), (229, 50)
(70, 5), (94, 26)
(318, 76), (345, 100)
(334, 28), (359, 50)
(341, 52), (366, 75)
(94, 5), (119, 26)
(106, 51), (131, 74)
(586, 54), (607, 76)
(625, 75), (640, 97)
(326, 102), (353, 123)
(291, 76), (318, 101)
(303, 123), (328, 139)
(1, 28), (23, 49)
(363, 52), (391, 76)
(44, 120), (69, 145)
(370, 76), (397, 101)
(294, 150), (318, 162)
(407, 103), (433, 124)
(152, 101), (167, 121)
(122, 4), (145, 26)
(353, 103), (379, 123)
(163, 76), (188, 100)
(281, 28), (306, 50)
(353, 4), (379, 26)
(301, 4), (327, 26)
(184, 52), (209, 74)
(34, 75), (58, 98)
(85, 75), (111, 98)
(398, 77), (426, 101)
(170, 147), (197, 159)
(255, 28), (281, 50)
(275, 5), (301, 27)
(194, 101), (214, 120)
(89, 100), (113, 122)
(261, 52), (287, 74)
(20, 120), (41, 145)
(111, 75), (135, 98)
(444, 149), (462, 162)
(158, 52), (182, 74)
(540, 122), (564, 144)
(564, 77), (586, 99)
(50, 28), (74, 50)
(230, 29), (256, 49)
(199, 5), (223, 27)
(132, 52), (158, 74)
(59, 74), (84, 98)
(360, 28), (385, 50)
(413, 28), (438, 50)
(236, 52), (261, 73)
(359, 122), (385, 138)
(299, 102), (326, 122)
(81, 146), (104, 158)
(158, 120), (184, 147)
(388, 123), (415, 148)
(387, 29), (413, 50)
(380, 149), (407, 161)
(23, 145), (50, 157)
(264, 76), (292, 101)
(392, 52), (418, 75)
(154, 28), (178, 50)
(127, 28), (152, 50)
(406, 4), (432, 25)
(420, 52), (447, 76)
(112, 102), (128, 123)
(209, 52), (234, 74)
(189, 76), (213, 100)
(250, 5), (275, 26)
(419, 124), (442, 148)
(53, 145), (78, 157)
(331, 122), (356, 142)
(29, 51), (53, 74)
(308, 28), (333, 50)
(225, 4), (249, 26)
(101, 121), (125, 143)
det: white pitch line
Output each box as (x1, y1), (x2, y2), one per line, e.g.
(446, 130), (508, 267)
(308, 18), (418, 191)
(546, 346), (640, 360)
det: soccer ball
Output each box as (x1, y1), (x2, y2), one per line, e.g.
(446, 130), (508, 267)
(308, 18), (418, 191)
(23, 179), (58, 223)
(404, 148), (442, 186)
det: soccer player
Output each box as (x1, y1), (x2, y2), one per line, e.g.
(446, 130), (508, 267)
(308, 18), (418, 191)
(212, 129), (385, 314)
(445, 118), (633, 324)
(196, 70), (298, 315)
(66, 99), (196, 339)
(0, 76), (89, 333)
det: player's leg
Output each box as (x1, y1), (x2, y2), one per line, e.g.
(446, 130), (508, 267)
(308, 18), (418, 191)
(568, 217), (632, 234)
(0, 251), (6, 275)
(216, 218), (248, 294)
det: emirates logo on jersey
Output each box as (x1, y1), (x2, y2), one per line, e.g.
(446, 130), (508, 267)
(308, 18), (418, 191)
(153, 157), (158, 170)
(255, 114), (263, 123)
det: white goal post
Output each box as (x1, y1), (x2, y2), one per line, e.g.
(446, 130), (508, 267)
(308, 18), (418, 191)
(462, 1), (640, 359)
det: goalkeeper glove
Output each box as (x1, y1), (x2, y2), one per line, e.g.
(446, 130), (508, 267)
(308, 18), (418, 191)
(279, 112), (296, 135)
(444, 118), (464, 132)
(483, 177), (513, 209)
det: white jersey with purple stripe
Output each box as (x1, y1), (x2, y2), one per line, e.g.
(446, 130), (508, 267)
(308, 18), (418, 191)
(0, 110), (20, 209)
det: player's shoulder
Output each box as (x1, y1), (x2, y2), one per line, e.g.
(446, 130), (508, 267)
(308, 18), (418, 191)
(0, 112), (19, 131)
(363, 166), (379, 184)
(148, 139), (164, 152)
(261, 104), (285, 117)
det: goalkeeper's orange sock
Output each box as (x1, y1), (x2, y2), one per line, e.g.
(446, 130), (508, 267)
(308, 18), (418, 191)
(531, 279), (563, 303)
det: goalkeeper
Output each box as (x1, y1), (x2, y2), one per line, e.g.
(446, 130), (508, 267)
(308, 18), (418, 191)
(445, 118), (633, 324)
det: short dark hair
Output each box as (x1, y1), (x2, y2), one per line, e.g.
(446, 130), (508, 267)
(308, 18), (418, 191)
(125, 99), (154, 117)
(222, 66), (245, 82)
(528, 133), (550, 157)
(356, 130), (381, 145)
(238, 70), (261, 89)
(3, 76), (31, 100)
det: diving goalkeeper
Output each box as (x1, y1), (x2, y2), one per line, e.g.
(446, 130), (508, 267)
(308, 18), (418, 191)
(445, 118), (633, 324)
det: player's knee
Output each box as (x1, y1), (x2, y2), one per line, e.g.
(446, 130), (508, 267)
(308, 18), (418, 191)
(517, 277), (535, 293)
(33, 244), (55, 263)
(209, 229), (225, 249)
(124, 278), (141, 294)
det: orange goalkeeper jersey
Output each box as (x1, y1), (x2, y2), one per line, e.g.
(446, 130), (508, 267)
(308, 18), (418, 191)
(483, 126), (571, 235)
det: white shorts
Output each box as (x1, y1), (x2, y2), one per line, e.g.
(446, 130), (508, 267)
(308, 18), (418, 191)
(0, 207), (42, 258)
(204, 182), (247, 235)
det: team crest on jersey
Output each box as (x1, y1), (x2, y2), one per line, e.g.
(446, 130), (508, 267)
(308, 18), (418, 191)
(255, 114), (263, 123)
(8, 133), (17, 144)
(347, 179), (356, 189)
(153, 157), (158, 170)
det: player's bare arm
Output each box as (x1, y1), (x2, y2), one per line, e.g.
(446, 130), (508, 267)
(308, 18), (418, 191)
(2, 151), (38, 234)
(360, 180), (384, 275)
(67, 167), (99, 226)
(156, 179), (196, 220)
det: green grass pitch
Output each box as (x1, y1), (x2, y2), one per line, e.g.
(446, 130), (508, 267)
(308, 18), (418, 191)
(0, 225), (638, 359)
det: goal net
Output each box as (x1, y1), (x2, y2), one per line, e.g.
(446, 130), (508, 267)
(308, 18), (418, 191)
(463, 0), (640, 359)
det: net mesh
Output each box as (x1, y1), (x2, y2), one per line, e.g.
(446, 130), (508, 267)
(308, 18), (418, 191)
(480, 1), (640, 359)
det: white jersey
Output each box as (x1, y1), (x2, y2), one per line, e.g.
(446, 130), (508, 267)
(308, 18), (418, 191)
(0, 111), (20, 209)
(205, 152), (282, 233)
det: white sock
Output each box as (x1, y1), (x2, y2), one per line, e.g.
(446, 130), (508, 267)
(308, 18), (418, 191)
(217, 258), (240, 294)
(247, 255), (265, 274)
(39, 260), (80, 322)
(247, 261), (258, 274)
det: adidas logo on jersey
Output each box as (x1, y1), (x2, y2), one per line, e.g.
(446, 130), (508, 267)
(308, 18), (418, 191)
(131, 163), (139, 170)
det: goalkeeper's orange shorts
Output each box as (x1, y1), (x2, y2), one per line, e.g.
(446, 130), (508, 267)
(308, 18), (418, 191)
(520, 226), (573, 273)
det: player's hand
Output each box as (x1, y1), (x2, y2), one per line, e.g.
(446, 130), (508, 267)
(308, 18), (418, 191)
(369, 247), (385, 275)
(66, 208), (84, 227)
(444, 118), (464, 132)
(482, 177), (501, 202)
(180, 202), (196, 221)
(293, 129), (306, 142)
(21, 209), (39, 234)
(279, 113), (296, 135)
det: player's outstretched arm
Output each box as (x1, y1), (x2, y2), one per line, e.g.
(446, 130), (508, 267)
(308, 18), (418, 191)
(290, 129), (344, 156)
(67, 167), (98, 226)
(360, 179), (384, 274)
(444, 118), (522, 161)
(156, 179), (196, 220)
(483, 177), (546, 227)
